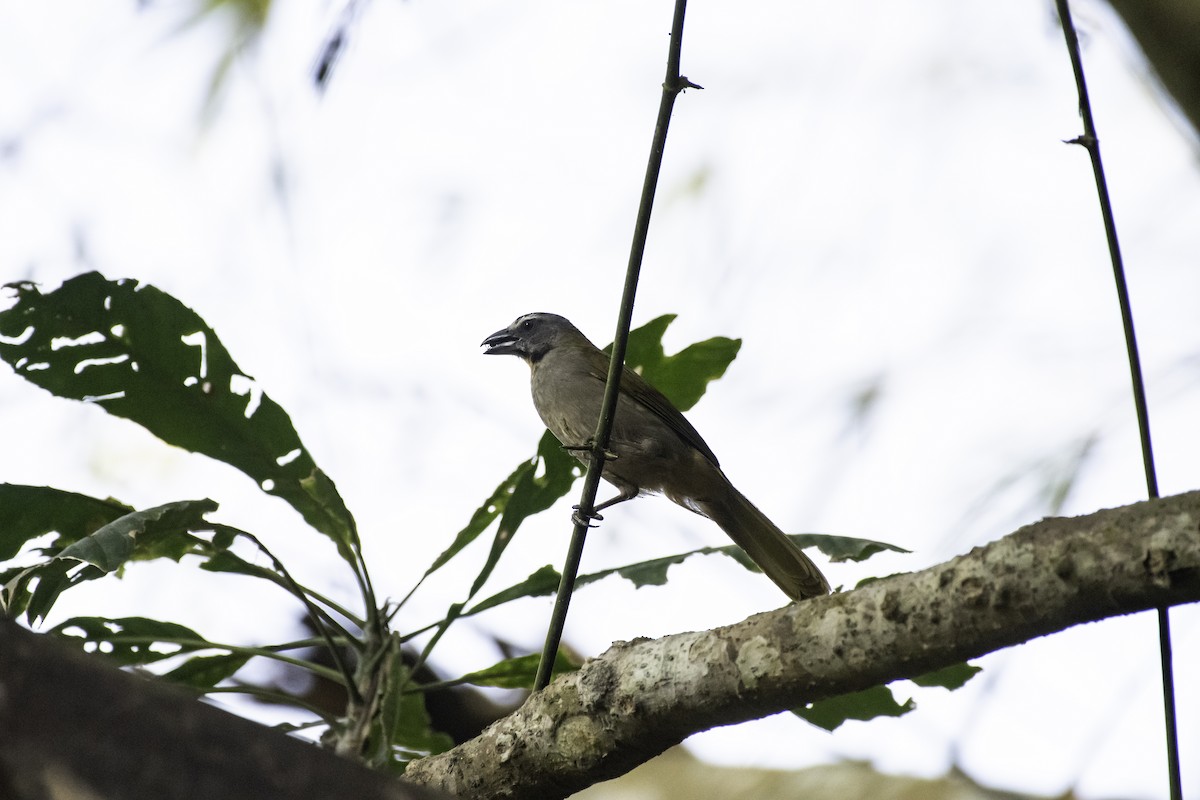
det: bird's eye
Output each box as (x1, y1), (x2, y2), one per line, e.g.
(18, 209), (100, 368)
(521, 319), (534, 330)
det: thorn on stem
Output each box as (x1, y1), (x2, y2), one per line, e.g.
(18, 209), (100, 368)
(665, 75), (704, 93)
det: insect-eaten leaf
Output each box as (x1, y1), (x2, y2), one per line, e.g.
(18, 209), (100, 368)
(50, 616), (212, 666)
(0, 273), (358, 563)
(794, 684), (915, 731)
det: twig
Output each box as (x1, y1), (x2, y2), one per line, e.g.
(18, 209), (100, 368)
(1053, 3), (1180, 798)
(534, 0), (701, 691)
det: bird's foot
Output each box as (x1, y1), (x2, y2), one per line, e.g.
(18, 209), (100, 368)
(561, 441), (619, 460)
(571, 505), (604, 528)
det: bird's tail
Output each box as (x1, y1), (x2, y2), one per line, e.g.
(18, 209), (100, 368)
(696, 484), (830, 601)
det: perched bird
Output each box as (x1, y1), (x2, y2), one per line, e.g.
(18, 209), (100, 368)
(481, 312), (830, 601)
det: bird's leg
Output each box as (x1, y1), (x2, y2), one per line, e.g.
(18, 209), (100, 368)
(571, 483), (638, 527)
(593, 485), (638, 513)
(561, 439), (620, 462)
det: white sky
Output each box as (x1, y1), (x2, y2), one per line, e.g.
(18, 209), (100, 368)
(1, 1), (1198, 798)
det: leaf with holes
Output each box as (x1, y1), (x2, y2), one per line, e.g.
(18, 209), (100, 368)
(0, 273), (358, 563)
(50, 616), (214, 666)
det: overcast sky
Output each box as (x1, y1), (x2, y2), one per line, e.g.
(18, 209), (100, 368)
(2, 1), (1198, 798)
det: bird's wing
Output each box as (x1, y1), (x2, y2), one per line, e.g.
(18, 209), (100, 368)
(575, 346), (721, 467)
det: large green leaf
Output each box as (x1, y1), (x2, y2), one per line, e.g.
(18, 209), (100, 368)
(0, 273), (357, 562)
(0, 484), (133, 560)
(614, 314), (742, 411)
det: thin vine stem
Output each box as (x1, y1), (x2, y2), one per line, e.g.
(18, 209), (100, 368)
(1053, 3), (1181, 798)
(534, 0), (702, 691)
(217, 525), (365, 706)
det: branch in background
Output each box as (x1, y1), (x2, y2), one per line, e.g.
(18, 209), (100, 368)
(405, 490), (1200, 800)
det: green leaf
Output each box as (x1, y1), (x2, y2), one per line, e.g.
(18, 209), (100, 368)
(466, 564), (562, 616)
(457, 532), (908, 623)
(198, 548), (287, 584)
(498, 432), (582, 535)
(786, 533), (911, 563)
(370, 652), (453, 770)
(0, 484), (133, 560)
(10, 500), (215, 624)
(50, 616), (212, 666)
(163, 652), (253, 688)
(911, 662), (981, 690)
(481, 433), (580, 592)
(792, 664), (979, 732)
(390, 692), (455, 766)
(0, 273), (358, 562)
(794, 684), (915, 731)
(57, 499), (218, 572)
(421, 458), (539, 582)
(23, 560), (94, 624)
(457, 651), (578, 690)
(615, 314), (742, 411)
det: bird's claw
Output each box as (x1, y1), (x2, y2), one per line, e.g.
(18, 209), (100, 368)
(571, 505), (604, 528)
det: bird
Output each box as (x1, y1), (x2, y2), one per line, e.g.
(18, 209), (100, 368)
(481, 312), (830, 601)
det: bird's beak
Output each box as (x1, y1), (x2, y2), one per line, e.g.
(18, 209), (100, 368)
(481, 327), (519, 356)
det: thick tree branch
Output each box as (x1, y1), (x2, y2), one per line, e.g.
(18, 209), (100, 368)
(0, 621), (453, 800)
(405, 490), (1200, 799)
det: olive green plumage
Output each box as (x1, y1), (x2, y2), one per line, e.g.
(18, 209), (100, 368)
(482, 312), (829, 601)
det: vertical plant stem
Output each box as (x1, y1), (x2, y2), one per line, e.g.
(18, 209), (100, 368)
(534, 0), (701, 691)
(1054, 3), (1180, 798)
